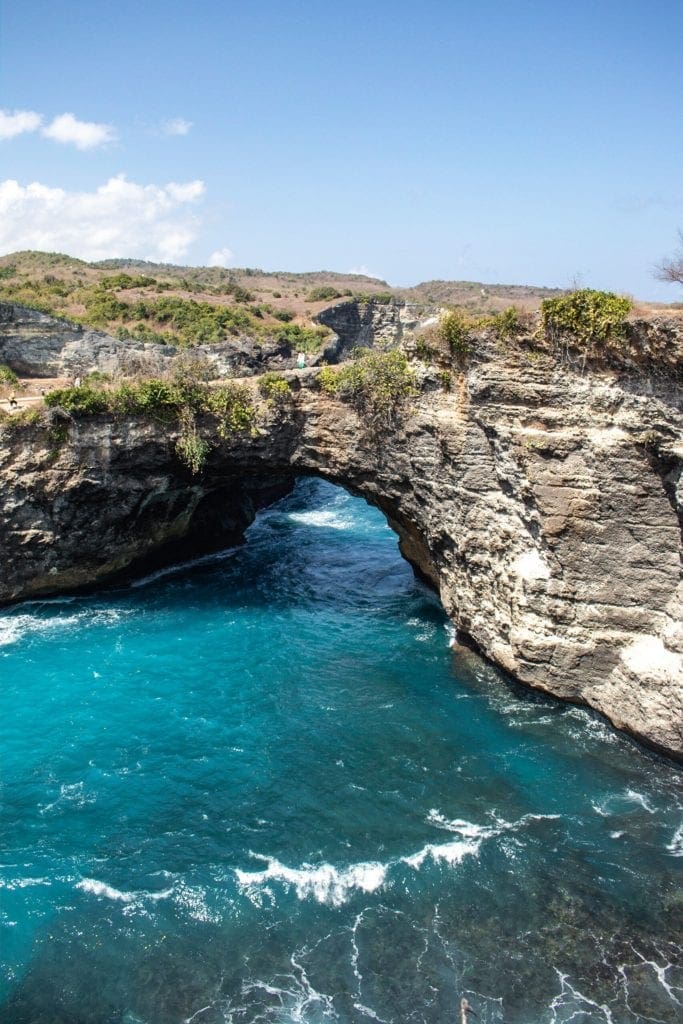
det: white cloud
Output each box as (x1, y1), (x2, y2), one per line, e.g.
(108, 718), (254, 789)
(42, 113), (116, 150)
(208, 247), (235, 267)
(162, 118), (192, 136)
(0, 175), (206, 263)
(0, 109), (42, 140)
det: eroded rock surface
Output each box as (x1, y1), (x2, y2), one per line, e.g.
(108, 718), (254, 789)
(1, 307), (681, 757)
(0, 302), (309, 378)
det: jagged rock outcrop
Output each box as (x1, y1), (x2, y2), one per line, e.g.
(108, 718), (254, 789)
(0, 303), (310, 378)
(317, 298), (438, 358)
(1, 305), (682, 758)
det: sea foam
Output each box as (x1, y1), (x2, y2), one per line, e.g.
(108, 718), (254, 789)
(235, 855), (388, 907)
(287, 509), (354, 531)
(0, 607), (130, 647)
(666, 823), (683, 857)
(234, 812), (558, 906)
(76, 878), (173, 904)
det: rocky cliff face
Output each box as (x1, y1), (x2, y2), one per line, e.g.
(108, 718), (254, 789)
(317, 298), (438, 356)
(1, 306), (681, 758)
(0, 302), (309, 378)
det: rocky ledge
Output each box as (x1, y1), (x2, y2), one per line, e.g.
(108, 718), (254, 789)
(0, 305), (681, 758)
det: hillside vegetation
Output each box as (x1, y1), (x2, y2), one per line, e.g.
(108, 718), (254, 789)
(1, 252), (677, 356)
(0, 251), (570, 346)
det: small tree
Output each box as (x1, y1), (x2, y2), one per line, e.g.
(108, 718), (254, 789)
(656, 231), (683, 286)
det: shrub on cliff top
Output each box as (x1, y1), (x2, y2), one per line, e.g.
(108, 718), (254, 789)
(491, 306), (524, 341)
(206, 382), (256, 437)
(318, 349), (416, 424)
(437, 309), (485, 356)
(258, 371), (292, 405)
(42, 374), (257, 474)
(541, 289), (632, 350)
(0, 364), (19, 386)
(44, 385), (110, 415)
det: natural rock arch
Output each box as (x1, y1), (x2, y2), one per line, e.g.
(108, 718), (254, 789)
(1, 343), (681, 758)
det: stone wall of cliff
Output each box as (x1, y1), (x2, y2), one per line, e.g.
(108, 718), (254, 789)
(0, 302), (312, 379)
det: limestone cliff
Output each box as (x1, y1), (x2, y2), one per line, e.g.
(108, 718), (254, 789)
(0, 305), (681, 758)
(0, 302), (310, 378)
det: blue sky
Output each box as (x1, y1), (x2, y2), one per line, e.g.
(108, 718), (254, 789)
(1, 0), (681, 299)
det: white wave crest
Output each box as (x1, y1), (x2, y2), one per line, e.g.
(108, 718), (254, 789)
(666, 823), (683, 857)
(444, 623), (458, 648)
(287, 509), (354, 531)
(76, 878), (173, 904)
(402, 812), (506, 868)
(592, 789), (656, 818)
(0, 612), (81, 646)
(402, 837), (481, 869)
(0, 607), (130, 647)
(427, 809), (559, 835)
(426, 810), (497, 837)
(0, 876), (52, 890)
(39, 781), (95, 815)
(625, 789), (656, 813)
(235, 812), (562, 907)
(77, 878), (136, 902)
(235, 855), (387, 907)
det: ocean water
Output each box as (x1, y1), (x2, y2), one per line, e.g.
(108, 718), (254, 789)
(0, 477), (681, 1024)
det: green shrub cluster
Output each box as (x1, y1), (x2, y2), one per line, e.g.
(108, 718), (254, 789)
(174, 407), (211, 475)
(83, 293), (256, 342)
(115, 324), (177, 345)
(275, 322), (329, 353)
(257, 371), (292, 405)
(43, 373), (257, 473)
(206, 382), (256, 437)
(416, 306), (525, 365)
(0, 276), (77, 312)
(438, 309), (480, 355)
(44, 385), (110, 415)
(491, 306), (523, 341)
(317, 349), (415, 424)
(0, 364), (19, 386)
(306, 286), (342, 302)
(353, 291), (395, 304)
(0, 406), (43, 432)
(541, 289), (632, 350)
(99, 273), (158, 290)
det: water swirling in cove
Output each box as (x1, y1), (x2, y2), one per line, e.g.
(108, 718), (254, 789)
(0, 478), (681, 1024)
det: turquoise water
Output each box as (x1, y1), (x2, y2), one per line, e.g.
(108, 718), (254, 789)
(1, 478), (681, 1024)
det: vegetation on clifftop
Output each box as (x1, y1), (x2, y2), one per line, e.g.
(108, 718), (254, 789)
(540, 289), (632, 352)
(41, 360), (258, 474)
(317, 349), (416, 424)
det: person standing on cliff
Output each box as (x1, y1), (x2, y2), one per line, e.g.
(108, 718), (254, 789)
(8, 391), (18, 409)
(297, 351), (306, 369)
